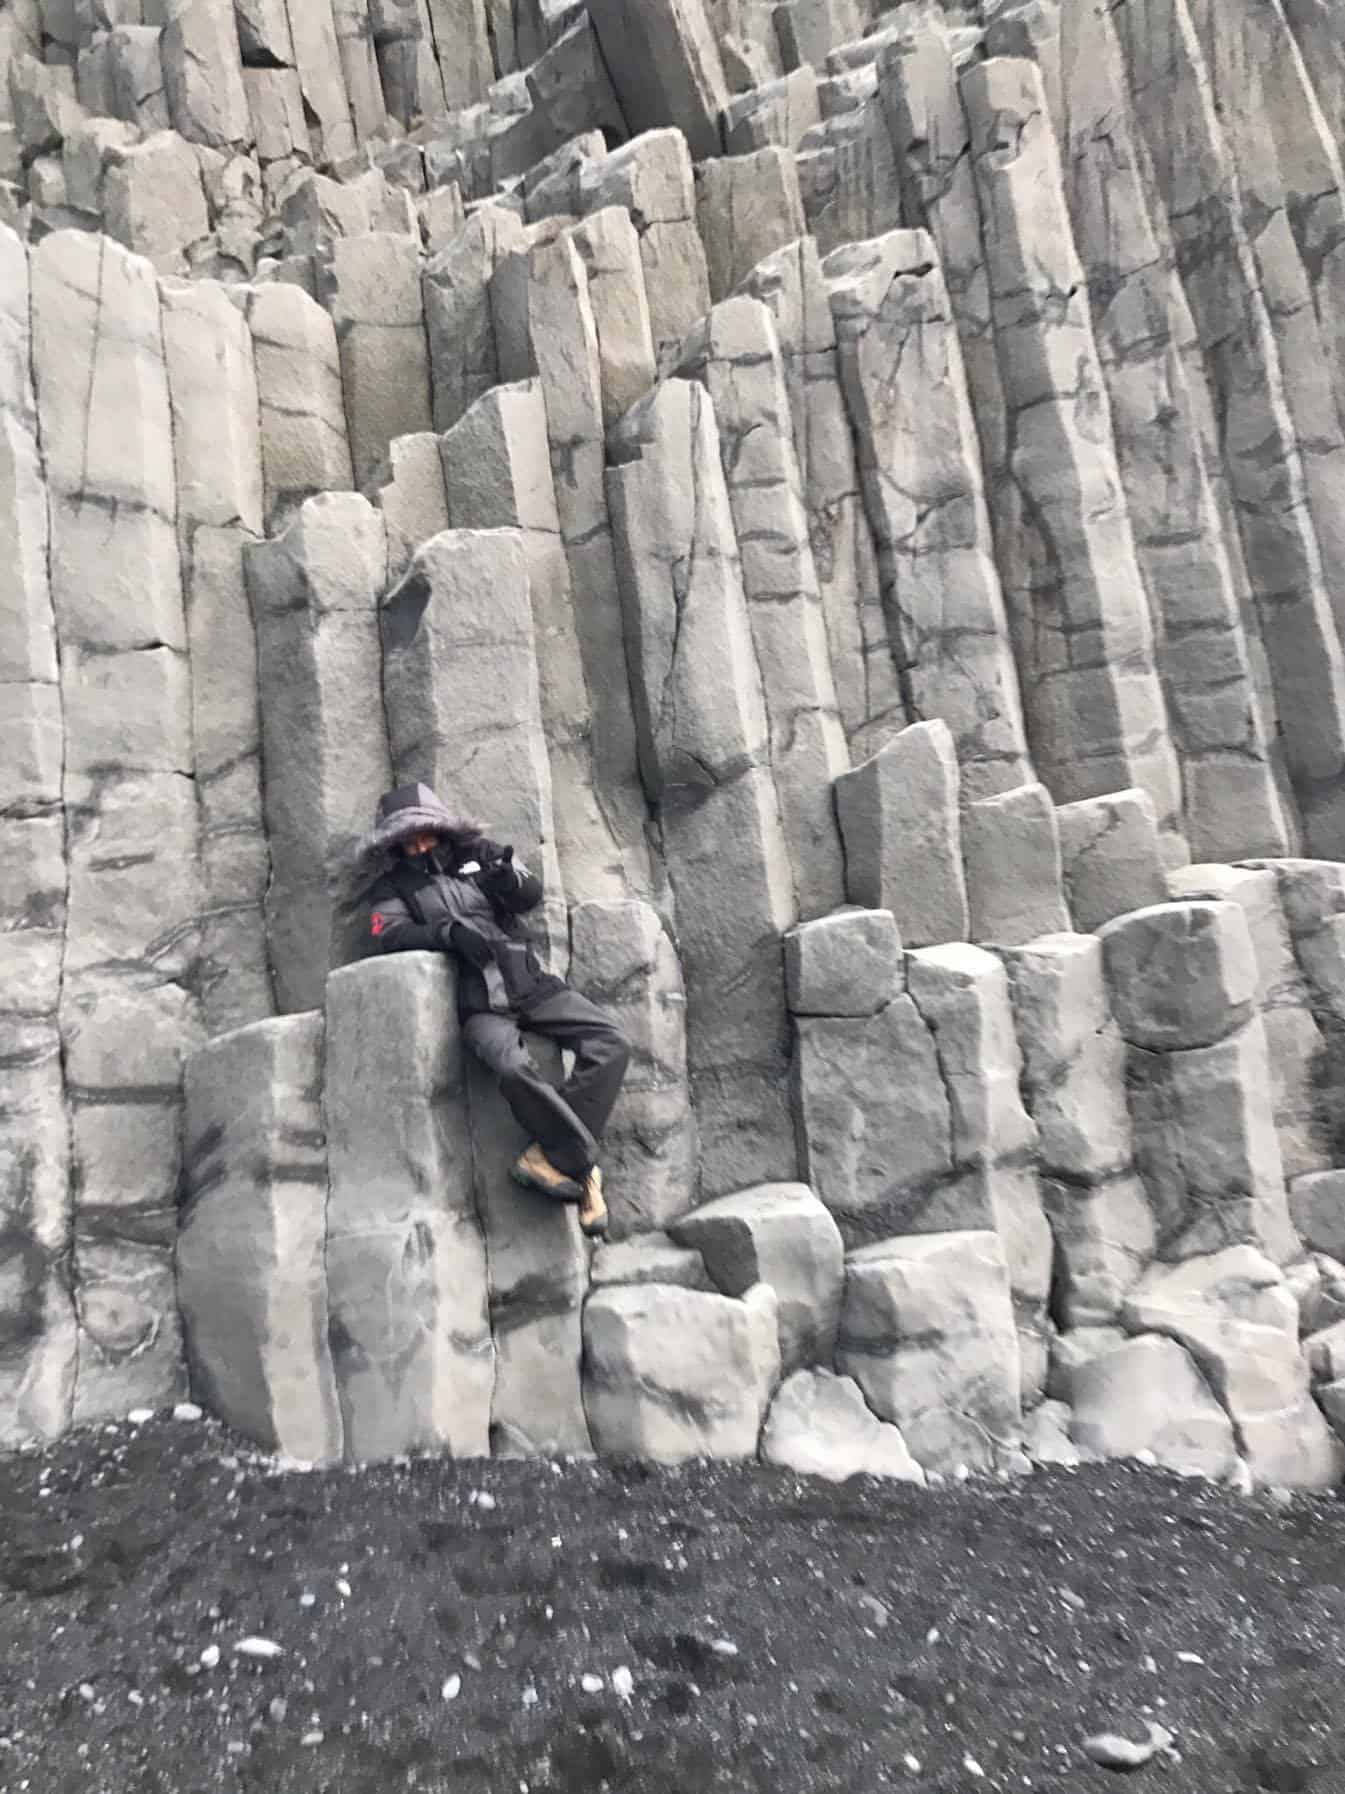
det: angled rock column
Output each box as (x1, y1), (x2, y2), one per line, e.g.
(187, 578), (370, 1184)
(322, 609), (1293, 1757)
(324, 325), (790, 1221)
(998, 933), (1155, 1331)
(441, 380), (626, 903)
(179, 1013), (342, 1465)
(693, 145), (804, 303)
(825, 228), (1031, 803)
(1114, 0), (1345, 858)
(329, 0), (387, 142)
(585, 0), (727, 162)
(907, 943), (1053, 1401)
(737, 236), (899, 763)
(1100, 900), (1297, 1265)
(325, 954), (493, 1462)
(236, 282), (355, 532)
(609, 380), (798, 1197)
(31, 230), (202, 1424)
(502, 226), (656, 898)
(675, 296), (849, 920)
(321, 231), (432, 491)
(380, 527), (568, 972)
(0, 224), (75, 1446)
(245, 492), (392, 1013)
(578, 131), (712, 369)
(1170, 863), (1331, 1181)
(1051, 0), (1289, 861)
(567, 207), (658, 434)
(284, 0), (355, 165)
(161, 278), (273, 1036)
(568, 899), (698, 1237)
(961, 57), (1185, 857)
(422, 203), (524, 434)
(161, 0), (251, 151)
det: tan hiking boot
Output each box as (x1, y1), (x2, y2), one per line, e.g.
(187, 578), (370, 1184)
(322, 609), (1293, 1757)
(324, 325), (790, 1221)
(578, 1165), (608, 1238)
(510, 1143), (583, 1202)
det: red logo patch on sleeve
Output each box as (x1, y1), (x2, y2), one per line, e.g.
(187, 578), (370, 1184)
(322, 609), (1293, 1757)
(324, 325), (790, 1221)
(370, 912), (385, 938)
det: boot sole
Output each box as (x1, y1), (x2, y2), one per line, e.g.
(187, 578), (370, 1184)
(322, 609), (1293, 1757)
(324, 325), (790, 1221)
(510, 1164), (584, 1203)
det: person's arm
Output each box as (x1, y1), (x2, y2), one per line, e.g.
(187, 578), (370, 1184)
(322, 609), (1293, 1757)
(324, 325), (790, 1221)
(473, 840), (544, 916)
(368, 886), (438, 953)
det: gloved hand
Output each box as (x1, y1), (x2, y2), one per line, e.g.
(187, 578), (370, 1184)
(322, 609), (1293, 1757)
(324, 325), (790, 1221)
(477, 842), (517, 893)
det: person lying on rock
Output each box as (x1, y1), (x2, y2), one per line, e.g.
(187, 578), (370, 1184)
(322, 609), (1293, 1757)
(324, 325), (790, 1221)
(361, 782), (627, 1238)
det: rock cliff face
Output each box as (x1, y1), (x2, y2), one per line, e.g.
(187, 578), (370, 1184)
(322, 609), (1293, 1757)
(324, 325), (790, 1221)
(4, 0), (1345, 1487)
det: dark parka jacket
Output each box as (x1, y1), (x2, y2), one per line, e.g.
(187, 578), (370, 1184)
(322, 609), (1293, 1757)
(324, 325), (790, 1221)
(360, 784), (560, 1020)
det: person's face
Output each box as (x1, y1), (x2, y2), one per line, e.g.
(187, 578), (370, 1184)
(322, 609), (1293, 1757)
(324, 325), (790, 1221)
(405, 832), (439, 858)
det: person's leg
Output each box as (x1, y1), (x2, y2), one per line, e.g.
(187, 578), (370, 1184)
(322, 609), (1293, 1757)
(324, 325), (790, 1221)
(461, 1011), (598, 1188)
(516, 986), (631, 1148)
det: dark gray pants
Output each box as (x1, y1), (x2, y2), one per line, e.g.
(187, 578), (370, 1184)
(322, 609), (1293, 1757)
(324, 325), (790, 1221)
(462, 986), (631, 1183)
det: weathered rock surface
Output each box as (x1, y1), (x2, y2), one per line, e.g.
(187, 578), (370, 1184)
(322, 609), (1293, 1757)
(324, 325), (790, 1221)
(760, 1367), (925, 1483)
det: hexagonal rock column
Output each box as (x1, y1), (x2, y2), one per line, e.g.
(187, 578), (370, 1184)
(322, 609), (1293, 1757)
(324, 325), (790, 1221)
(499, 223), (655, 898)
(1056, 788), (1168, 934)
(760, 1368), (925, 1484)
(578, 132), (712, 370)
(1114, 0), (1345, 858)
(1123, 1248), (1345, 1487)
(379, 526), (568, 974)
(736, 235), (899, 765)
(245, 493), (392, 1015)
(234, 282), (355, 534)
(1170, 863), (1330, 1180)
(674, 295), (849, 921)
(906, 944), (1053, 1403)
(323, 954), (492, 1462)
(1099, 901), (1297, 1264)
(284, 0), (355, 166)
(440, 380), (626, 906)
(961, 783), (1070, 948)
(960, 57), (1185, 856)
(160, 278), (273, 1037)
(585, 0), (728, 163)
(31, 229), (202, 1425)
(834, 719), (969, 949)
(998, 934), (1154, 1331)
(567, 900), (698, 1238)
(1046, 0), (1289, 862)
(670, 1183), (843, 1375)
(161, 0), (251, 151)
(321, 232), (433, 492)
(694, 147), (805, 304)
(608, 380), (797, 1196)
(369, 430), (449, 586)
(0, 223), (75, 1447)
(179, 1013), (343, 1466)
(422, 205), (524, 435)
(583, 1282), (780, 1462)
(788, 908), (955, 1250)
(824, 228), (1031, 803)
(837, 1231), (1022, 1474)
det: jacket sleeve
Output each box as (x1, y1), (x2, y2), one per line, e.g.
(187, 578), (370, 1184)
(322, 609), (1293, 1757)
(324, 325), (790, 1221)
(478, 857), (544, 918)
(369, 885), (439, 954)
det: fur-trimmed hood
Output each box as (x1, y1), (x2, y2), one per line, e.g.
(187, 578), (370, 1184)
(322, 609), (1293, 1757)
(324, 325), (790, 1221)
(357, 783), (483, 872)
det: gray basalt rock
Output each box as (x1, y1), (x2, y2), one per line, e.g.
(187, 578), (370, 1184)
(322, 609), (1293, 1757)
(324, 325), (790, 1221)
(591, 1232), (712, 1291)
(835, 720), (969, 948)
(1057, 789), (1169, 934)
(321, 231), (432, 490)
(585, 0), (728, 162)
(675, 296), (848, 920)
(1066, 1332), (1240, 1480)
(160, 0), (250, 150)
(1289, 1171), (1345, 1263)
(566, 206), (656, 431)
(106, 26), (170, 132)
(962, 784), (1070, 947)
(671, 1183), (843, 1373)
(368, 429), (450, 586)
(837, 1230), (1022, 1473)
(179, 1013), (342, 1465)
(245, 492), (392, 1013)
(694, 146), (804, 303)
(1098, 900), (1258, 1053)
(760, 1367), (925, 1483)
(583, 1281), (780, 1461)
(422, 203), (524, 433)
(324, 954), (493, 1462)
(722, 66), (819, 156)
(160, 278), (272, 1037)
(736, 235), (897, 764)
(608, 380), (797, 1194)
(825, 228), (1031, 802)
(284, 0), (356, 165)
(102, 129), (209, 273)
(568, 900), (698, 1236)
(785, 908), (903, 1019)
(236, 282), (355, 531)
(1123, 1249), (1345, 1487)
